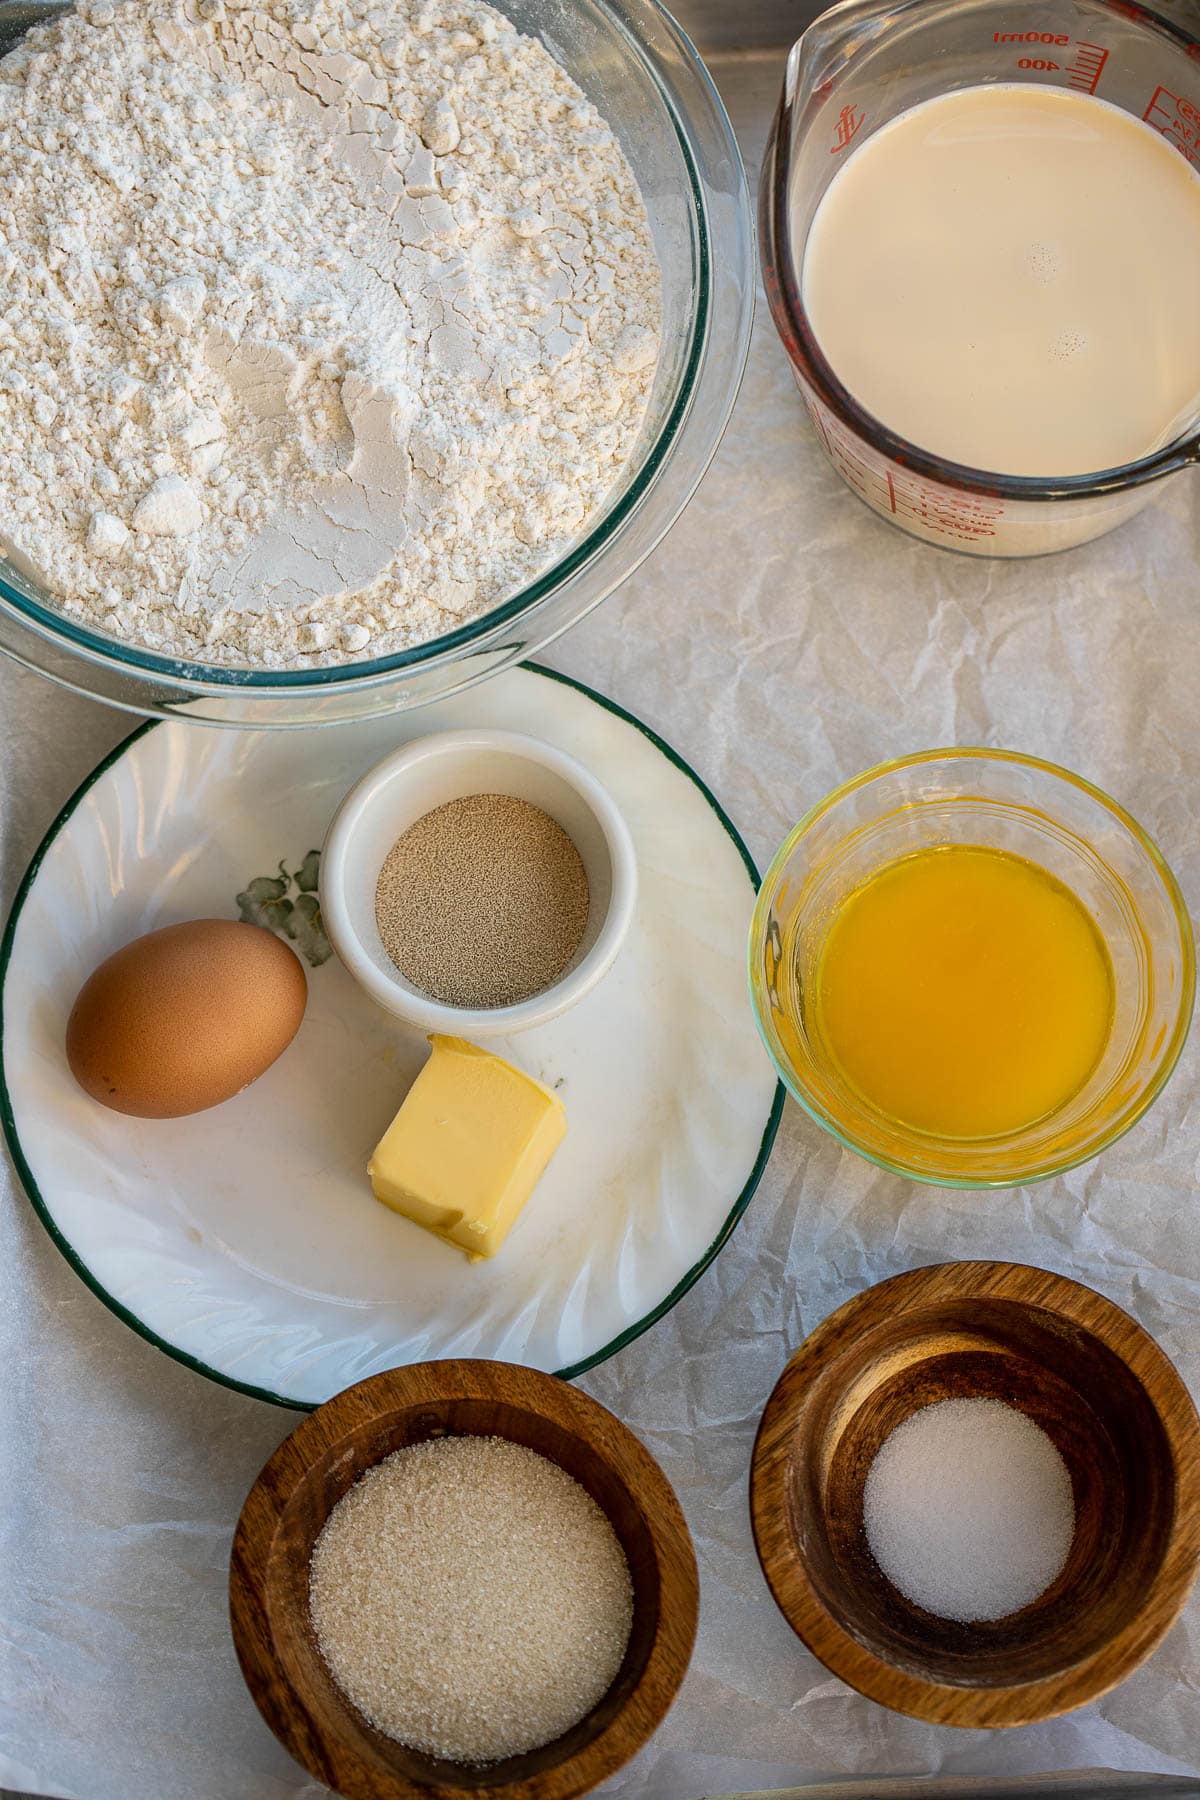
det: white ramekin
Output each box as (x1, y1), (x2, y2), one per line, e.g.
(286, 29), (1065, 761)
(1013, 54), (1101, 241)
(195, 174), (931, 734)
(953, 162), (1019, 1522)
(320, 728), (637, 1035)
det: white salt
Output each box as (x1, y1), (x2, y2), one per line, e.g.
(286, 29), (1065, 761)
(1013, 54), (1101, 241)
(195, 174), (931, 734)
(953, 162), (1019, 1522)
(862, 1397), (1075, 1622)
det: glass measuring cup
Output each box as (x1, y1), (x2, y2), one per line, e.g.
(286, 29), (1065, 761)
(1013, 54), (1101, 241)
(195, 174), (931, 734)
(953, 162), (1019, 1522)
(761, 0), (1200, 556)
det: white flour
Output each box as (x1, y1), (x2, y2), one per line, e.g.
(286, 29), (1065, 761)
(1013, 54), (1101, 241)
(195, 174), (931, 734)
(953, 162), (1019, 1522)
(0, 0), (661, 668)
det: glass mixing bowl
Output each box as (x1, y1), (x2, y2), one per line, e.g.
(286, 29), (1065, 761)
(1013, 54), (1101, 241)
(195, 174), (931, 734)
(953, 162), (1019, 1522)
(0, 0), (752, 726)
(749, 750), (1195, 1187)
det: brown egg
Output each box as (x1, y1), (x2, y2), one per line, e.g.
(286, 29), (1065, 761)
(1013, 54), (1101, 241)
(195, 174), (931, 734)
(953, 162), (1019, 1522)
(66, 919), (307, 1118)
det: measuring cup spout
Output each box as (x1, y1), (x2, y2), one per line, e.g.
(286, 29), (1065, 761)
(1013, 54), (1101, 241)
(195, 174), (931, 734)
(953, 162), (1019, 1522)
(784, 0), (899, 110)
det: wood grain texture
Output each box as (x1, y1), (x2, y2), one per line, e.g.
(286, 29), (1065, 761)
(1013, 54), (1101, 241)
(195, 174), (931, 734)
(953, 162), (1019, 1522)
(229, 1360), (698, 1800)
(749, 1261), (1200, 1728)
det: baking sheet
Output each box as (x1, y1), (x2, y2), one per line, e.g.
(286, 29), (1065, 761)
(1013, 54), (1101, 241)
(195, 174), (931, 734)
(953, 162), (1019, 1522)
(4, 42), (1200, 1800)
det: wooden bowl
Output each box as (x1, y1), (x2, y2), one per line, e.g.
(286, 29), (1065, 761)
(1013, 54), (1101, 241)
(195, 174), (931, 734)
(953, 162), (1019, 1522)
(230, 1360), (698, 1800)
(750, 1261), (1200, 1728)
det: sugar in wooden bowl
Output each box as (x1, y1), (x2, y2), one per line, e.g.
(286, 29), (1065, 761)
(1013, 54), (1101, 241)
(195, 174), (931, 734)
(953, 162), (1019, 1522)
(309, 1436), (634, 1763)
(230, 1359), (698, 1800)
(750, 1261), (1200, 1728)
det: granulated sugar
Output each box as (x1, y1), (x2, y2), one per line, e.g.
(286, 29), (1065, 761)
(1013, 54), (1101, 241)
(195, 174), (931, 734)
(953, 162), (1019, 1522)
(862, 1397), (1075, 1622)
(375, 793), (589, 1007)
(309, 1435), (633, 1762)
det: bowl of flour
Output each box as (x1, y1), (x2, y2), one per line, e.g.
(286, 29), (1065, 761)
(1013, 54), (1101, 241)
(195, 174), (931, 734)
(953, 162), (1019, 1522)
(0, 0), (752, 723)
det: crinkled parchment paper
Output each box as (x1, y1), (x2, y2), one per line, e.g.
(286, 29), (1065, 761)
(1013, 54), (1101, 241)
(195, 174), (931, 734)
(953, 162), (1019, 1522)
(3, 44), (1200, 1800)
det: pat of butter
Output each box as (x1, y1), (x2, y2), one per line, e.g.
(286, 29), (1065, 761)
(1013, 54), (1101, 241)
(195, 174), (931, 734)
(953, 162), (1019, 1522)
(368, 1034), (566, 1261)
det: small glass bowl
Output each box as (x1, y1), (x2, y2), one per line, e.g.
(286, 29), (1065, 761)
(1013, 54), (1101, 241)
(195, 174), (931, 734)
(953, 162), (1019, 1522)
(748, 749), (1195, 1188)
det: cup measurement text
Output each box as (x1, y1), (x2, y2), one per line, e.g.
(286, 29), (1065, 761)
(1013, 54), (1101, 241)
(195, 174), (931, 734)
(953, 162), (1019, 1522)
(991, 32), (1109, 92)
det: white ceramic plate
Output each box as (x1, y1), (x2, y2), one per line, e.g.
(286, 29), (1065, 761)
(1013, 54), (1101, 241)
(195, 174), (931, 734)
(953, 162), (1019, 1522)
(1, 666), (782, 1408)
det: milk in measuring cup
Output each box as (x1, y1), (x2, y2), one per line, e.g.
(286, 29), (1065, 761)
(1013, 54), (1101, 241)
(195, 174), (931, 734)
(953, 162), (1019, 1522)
(799, 85), (1200, 477)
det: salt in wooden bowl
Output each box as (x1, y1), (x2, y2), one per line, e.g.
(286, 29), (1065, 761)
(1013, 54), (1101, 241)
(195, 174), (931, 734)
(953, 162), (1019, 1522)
(750, 1261), (1200, 1727)
(230, 1359), (698, 1799)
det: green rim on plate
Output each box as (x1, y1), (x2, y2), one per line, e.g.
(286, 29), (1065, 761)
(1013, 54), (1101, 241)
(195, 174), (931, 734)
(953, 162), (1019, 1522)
(0, 662), (784, 1409)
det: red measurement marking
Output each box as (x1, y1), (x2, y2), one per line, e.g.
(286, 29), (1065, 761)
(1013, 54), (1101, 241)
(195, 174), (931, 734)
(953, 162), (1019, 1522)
(804, 395), (1003, 542)
(992, 33), (1108, 93)
(993, 30), (1070, 44)
(1065, 41), (1108, 93)
(1143, 85), (1200, 164)
(829, 105), (865, 154)
(892, 479), (1004, 542)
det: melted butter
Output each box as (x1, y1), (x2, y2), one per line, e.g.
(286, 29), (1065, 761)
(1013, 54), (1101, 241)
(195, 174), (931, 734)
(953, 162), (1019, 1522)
(811, 844), (1114, 1139)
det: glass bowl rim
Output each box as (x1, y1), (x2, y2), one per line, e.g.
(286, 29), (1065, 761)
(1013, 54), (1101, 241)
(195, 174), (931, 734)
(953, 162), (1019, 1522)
(0, 0), (714, 693)
(748, 746), (1197, 1189)
(761, 0), (1200, 505)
